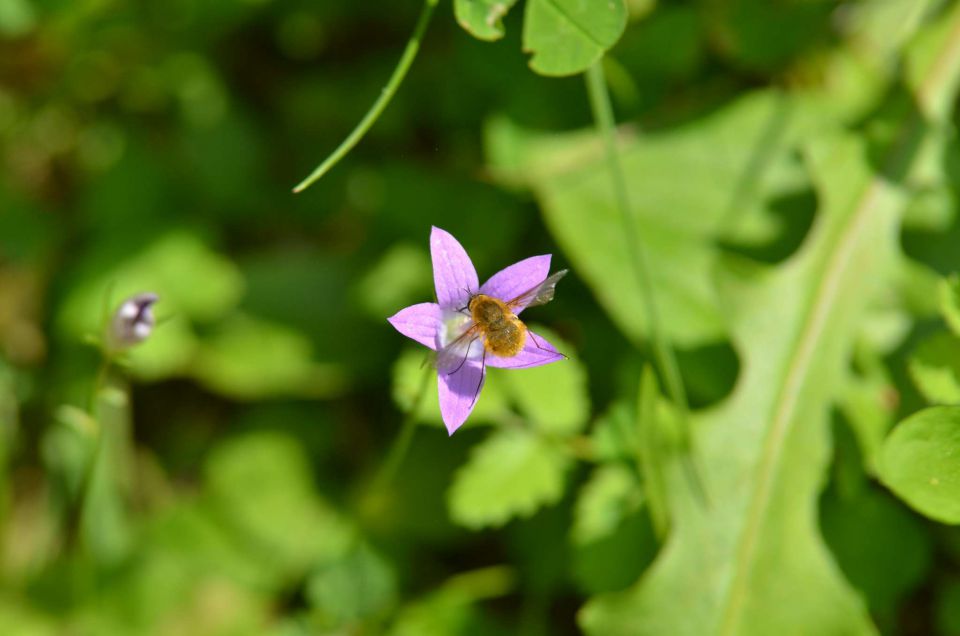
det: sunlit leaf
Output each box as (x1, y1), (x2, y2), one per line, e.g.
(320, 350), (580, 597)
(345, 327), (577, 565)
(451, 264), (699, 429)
(908, 331), (960, 404)
(572, 464), (641, 545)
(204, 432), (353, 576)
(454, 0), (519, 41)
(522, 0), (628, 76)
(192, 313), (347, 399)
(448, 428), (570, 529)
(940, 274), (960, 336)
(486, 91), (814, 346)
(878, 406), (960, 524)
(581, 132), (901, 636)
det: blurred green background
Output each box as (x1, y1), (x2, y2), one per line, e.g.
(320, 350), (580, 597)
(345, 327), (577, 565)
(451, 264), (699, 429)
(2, 0), (960, 634)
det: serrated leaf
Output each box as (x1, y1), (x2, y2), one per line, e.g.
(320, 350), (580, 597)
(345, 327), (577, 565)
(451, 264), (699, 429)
(940, 274), (960, 336)
(486, 91), (814, 346)
(522, 0), (627, 76)
(878, 406), (960, 524)
(908, 331), (960, 404)
(572, 464), (641, 545)
(581, 131), (902, 636)
(448, 428), (570, 529)
(454, 0), (518, 41)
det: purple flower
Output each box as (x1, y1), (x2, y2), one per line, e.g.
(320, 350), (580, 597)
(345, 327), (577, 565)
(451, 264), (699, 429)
(106, 292), (159, 352)
(388, 227), (567, 434)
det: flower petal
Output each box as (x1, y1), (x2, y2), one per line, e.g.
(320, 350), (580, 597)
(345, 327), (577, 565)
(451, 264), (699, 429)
(431, 226), (479, 309)
(438, 359), (485, 435)
(480, 255), (551, 313)
(486, 329), (566, 369)
(387, 303), (443, 350)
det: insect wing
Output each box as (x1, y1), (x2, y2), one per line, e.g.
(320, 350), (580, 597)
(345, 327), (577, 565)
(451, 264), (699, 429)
(506, 269), (568, 311)
(435, 323), (482, 373)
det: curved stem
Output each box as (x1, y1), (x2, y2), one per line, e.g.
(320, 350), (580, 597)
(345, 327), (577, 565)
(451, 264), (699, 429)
(292, 0), (439, 193)
(584, 62), (705, 504)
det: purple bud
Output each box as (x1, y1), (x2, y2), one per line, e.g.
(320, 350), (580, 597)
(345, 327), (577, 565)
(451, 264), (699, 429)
(106, 292), (159, 352)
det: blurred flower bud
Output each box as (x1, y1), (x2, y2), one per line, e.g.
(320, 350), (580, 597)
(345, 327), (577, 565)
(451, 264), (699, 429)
(105, 292), (158, 352)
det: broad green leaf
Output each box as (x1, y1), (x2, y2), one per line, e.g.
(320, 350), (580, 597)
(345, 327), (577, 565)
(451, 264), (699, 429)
(486, 91), (814, 346)
(454, 0), (518, 41)
(192, 313), (347, 400)
(581, 10), (960, 629)
(448, 428), (570, 529)
(522, 0), (627, 76)
(56, 231), (245, 381)
(355, 243), (432, 319)
(59, 231), (244, 338)
(878, 406), (960, 524)
(940, 274), (960, 336)
(908, 331), (960, 404)
(204, 431), (353, 576)
(581, 131), (903, 636)
(306, 543), (397, 628)
(572, 463), (642, 545)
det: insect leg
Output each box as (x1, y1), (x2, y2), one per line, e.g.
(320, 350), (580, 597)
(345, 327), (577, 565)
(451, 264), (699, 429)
(447, 337), (479, 375)
(470, 347), (487, 407)
(528, 330), (569, 359)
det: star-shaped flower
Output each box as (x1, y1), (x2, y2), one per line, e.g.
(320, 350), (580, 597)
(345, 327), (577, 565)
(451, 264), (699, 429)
(388, 227), (567, 434)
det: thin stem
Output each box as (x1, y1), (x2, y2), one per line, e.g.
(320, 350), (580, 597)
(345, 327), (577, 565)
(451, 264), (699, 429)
(584, 62), (705, 503)
(292, 0), (439, 193)
(373, 362), (433, 489)
(584, 62), (688, 415)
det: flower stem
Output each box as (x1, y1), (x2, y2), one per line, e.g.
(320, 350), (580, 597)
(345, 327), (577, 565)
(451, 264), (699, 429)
(292, 0), (439, 193)
(584, 61), (706, 503)
(374, 362), (433, 488)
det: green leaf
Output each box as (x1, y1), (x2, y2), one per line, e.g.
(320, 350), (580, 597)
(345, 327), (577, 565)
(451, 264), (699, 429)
(581, 131), (899, 636)
(192, 313), (347, 400)
(940, 274), (960, 336)
(522, 0), (627, 76)
(306, 543), (397, 628)
(204, 431), (353, 576)
(388, 567), (514, 636)
(908, 330), (960, 404)
(572, 464), (642, 545)
(57, 230), (245, 379)
(486, 91), (814, 346)
(448, 428), (570, 529)
(878, 406), (960, 524)
(454, 0), (519, 41)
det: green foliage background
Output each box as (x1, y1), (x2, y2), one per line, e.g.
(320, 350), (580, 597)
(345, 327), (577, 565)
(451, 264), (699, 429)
(2, 0), (960, 634)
